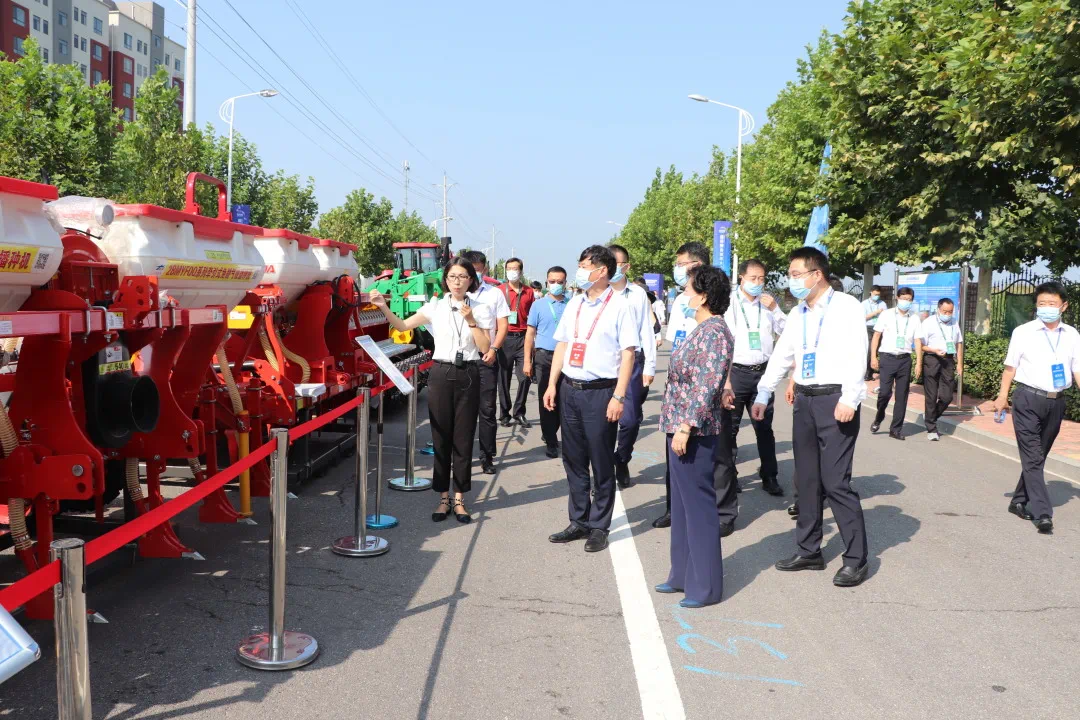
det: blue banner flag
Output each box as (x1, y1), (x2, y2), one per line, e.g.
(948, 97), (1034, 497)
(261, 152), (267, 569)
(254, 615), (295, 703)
(231, 204), (252, 225)
(713, 220), (732, 276)
(643, 273), (664, 297)
(803, 142), (831, 255)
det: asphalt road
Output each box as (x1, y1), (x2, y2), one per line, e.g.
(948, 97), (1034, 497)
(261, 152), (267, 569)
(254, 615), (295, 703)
(2, 347), (1079, 719)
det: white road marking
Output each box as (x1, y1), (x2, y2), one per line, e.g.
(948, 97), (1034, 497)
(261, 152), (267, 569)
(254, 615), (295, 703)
(608, 488), (686, 720)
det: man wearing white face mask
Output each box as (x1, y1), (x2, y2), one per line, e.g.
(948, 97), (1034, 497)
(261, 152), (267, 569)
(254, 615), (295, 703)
(525, 266), (570, 458)
(916, 297), (963, 441)
(497, 258), (536, 428)
(870, 286), (924, 440)
(993, 281), (1080, 534)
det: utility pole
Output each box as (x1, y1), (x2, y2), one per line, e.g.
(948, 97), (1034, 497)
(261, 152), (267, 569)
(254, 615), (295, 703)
(184, 0), (196, 127)
(490, 225), (498, 265)
(402, 160), (410, 215)
(433, 173), (456, 238)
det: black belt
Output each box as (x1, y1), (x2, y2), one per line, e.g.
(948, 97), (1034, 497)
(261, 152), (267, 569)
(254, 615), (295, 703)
(733, 362), (767, 372)
(561, 376), (617, 391)
(506, 330), (527, 336)
(1016, 382), (1064, 400)
(635, 349), (645, 358)
(535, 347), (554, 354)
(433, 359), (479, 367)
(795, 383), (842, 397)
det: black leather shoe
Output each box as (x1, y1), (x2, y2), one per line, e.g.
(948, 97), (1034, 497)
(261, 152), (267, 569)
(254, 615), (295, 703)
(545, 444), (559, 459)
(480, 458), (496, 475)
(787, 503), (798, 518)
(652, 513), (671, 529)
(833, 563), (869, 587)
(870, 422), (881, 433)
(431, 498), (450, 522)
(584, 529), (609, 552)
(719, 521), (734, 538)
(775, 553), (825, 571)
(615, 462), (633, 490)
(762, 477), (784, 496)
(735, 480), (742, 494)
(1034, 515), (1054, 533)
(514, 414), (531, 428)
(549, 525), (589, 543)
(1007, 502), (1032, 520)
(888, 431), (905, 441)
(499, 416), (514, 427)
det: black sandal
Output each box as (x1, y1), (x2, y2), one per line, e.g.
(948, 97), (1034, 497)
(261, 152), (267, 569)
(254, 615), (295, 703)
(432, 498), (450, 522)
(452, 498), (471, 524)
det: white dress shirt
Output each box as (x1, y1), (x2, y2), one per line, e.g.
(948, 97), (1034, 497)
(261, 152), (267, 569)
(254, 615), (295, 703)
(652, 298), (666, 326)
(666, 292), (698, 346)
(920, 316), (963, 355)
(417, 296), (490, 363)
(1004, 319), (1080, 392)
(756, 290), (868, 409)
(873, 307), (925, 356)
(723, 290), (787, 366)
(862, 298), (887, 327)
(616, 282), (658, 376)
(553, 288), (639, 381)
(468, 282), (511, 346)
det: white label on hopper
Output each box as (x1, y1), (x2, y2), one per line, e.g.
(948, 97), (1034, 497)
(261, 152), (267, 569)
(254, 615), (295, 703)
(106, 312), (125, 330)
(0, 321), (12, 335)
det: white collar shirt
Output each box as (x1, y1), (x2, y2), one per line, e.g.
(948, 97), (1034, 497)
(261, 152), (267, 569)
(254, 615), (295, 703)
(723, 290), (788, 365)
(468, 283), (511, 345)
(873, 307), (925, 355)
(756, 290), (868, 409)
(615, 282), (658, 376)
(1004, 319), (1080, 392)
(666, 291), (698, 344)
(862, 298), (887, 326)
(418, 296), (489, 363)
(652, 298), (666, 326)
(920, 316), (963, 355)
(553, 287), (639, 380)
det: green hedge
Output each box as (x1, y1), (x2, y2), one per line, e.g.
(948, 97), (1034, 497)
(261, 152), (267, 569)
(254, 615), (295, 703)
(961, 334), (1080, 422)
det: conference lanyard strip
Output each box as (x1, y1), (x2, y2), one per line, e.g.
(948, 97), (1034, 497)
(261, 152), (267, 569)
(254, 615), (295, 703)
(801, 290), (834, 351)
(1044, 326), (1063, 357)
(740, 297), (762, 330)
(574, 288), (614, 341)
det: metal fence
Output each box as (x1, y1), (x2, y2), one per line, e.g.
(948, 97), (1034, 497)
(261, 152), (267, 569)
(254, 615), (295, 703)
(988, 268), (1080, 338)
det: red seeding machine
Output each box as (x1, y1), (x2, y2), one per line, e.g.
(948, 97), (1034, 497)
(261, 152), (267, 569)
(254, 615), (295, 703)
(0, 172), (428, 618)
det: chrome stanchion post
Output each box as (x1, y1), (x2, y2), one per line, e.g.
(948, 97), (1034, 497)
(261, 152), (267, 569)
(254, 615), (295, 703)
(52, 538), (91, 720)
(333, 388), (390, 556)
(367, 372), (399, 528)
(390, 363), (432, 491)
(236, 428), (319, 670)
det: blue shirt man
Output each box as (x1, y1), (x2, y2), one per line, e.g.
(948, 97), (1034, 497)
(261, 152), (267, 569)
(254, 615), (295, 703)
(527, 294), (568, 351)
(525, 266), (570, 457)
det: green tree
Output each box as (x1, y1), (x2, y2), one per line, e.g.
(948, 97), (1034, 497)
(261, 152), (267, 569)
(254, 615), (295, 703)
(251, 171), (319, 233)
(387, 209), (437, 245)
(316, 189), (396, 276)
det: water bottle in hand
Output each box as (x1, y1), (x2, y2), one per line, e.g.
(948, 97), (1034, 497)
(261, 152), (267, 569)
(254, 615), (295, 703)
(994, 408), (1008, 424)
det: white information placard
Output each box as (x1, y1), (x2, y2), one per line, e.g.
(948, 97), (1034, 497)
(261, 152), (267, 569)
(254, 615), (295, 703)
(0, 604), (40, 684)
(355, 335), (416, 395)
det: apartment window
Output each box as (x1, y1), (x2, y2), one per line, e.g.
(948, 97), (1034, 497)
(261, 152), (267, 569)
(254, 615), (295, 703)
(92, 43), (102, 60)
(43, 0), (48, 5)
(142, 44), (147, 56)
(93, 17), (102, 35)
(164, 53), (170, 66)
(58, 39), (69, 55)
(123, 33), (132, 49)
(73, 5), (79, 18)
(123, 107), (132, 122)
(136, 39), (141, 53)
(92, 69), (101, 85)
(13, 6), (27, 27)
(123, 82), (132, 98)
(80, 37), (86, 52)
(14, 37), (25, 56)
(153, 34), (160, 48)
(80, 10), (86, 24)
(42, 19), (48, 34)
(122, 57), (132, 74)
(174, 58), (181, 72)
(73, 33), (79, 47)
(58, 10), (66, 26)
(42, 48), (49, 62)
(33, 15), (40, 30)
(80, 63), (87, 77)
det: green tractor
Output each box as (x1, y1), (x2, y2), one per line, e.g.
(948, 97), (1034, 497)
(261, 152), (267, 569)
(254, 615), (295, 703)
(366, 238), (452, 348)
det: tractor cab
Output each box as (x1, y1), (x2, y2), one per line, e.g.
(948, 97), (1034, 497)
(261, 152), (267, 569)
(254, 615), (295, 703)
(395, 242), (441, 275)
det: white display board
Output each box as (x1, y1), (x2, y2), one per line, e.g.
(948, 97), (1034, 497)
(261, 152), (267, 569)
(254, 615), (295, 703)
(355, 335), (416, 395)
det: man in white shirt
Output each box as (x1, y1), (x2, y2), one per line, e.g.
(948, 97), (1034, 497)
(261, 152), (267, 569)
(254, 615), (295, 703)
(863, 285), (887, 380)
(464, 250), (511, 474)
(753, 247), (870, 588)
(654, 241), (709, 529)
(916, 297), (963, 441)
(608, 244), (657, 490)
(545, 245), (638, 553)
(722, 259), (787, 506)
(869, 286), (925, 440)
(992, 281), (1080, 533)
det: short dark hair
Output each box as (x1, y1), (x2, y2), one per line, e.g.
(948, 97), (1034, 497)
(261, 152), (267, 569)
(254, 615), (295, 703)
(505, 257), (523, 271)
(676, 241), (710, 265)
(579, 245), (616, 278)
(1035, 280), (1067, 302)
(608, 243), (630, 263)
(547, 265), (567, 279)
(441, 256), (480, 294)
(461, 250), (486, 267)
(738, 258), (767, 279)
(937, 297), (955, 309)
(789, 246), (830, 279)
(688, 265), (731, 316)
(897, 286), (915, 299)
(828, 275), (844, 291)
(530, 281), (543, 291)
(870, 284), (882, 293)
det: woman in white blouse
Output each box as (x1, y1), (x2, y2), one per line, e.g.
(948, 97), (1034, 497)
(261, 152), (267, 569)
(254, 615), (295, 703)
(369, 257), (491, 523)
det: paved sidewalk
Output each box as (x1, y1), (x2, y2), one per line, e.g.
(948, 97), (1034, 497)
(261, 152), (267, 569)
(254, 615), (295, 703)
(863, 376), (1080, 481)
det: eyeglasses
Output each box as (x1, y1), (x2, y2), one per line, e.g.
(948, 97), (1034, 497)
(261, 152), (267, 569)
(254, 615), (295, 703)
(674, 260), (701, 269)
(788, 269), (819, 281)
(446, 274), (471, 282)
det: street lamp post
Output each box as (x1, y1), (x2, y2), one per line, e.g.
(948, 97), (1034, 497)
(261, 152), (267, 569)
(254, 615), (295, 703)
(606, 220), (624, 229)
(219, 89), (278, 211)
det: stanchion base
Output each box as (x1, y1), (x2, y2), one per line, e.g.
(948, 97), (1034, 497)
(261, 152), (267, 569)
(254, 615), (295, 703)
(419, 442), (435, 456)
(236, 631), (319, 671)
(366, 513), (399, 529)
(389, 476), (432, 492)
(331, 535), (390, 557)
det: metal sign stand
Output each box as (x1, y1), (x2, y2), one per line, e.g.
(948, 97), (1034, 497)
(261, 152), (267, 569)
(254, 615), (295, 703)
(332, 388), (390, 557)
(389, 370), (432, 492)
(367, 372), (399, 529)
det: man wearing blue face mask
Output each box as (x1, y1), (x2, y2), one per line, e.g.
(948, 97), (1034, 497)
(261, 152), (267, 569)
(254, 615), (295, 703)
(869, 286), (924, 440)
(862, 285), (887, 381)
(917, 297), (963, 441)
(525, 266), (570, 458)
(992, 281), (1080, 534)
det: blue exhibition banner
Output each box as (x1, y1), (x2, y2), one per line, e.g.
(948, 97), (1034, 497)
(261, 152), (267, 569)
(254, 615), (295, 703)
(231, 204), (252, 225)
(898, 270), (961, 317)
(803, 142), (831, 255)
(713, 220), (732, 276)
(643, 273), (663, 297)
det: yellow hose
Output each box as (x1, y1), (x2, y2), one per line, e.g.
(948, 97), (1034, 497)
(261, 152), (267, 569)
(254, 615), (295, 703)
(125, 457), (144, 502)
(1, 338), (18, 353)
(259, 322), (311, 383)
(215, 344), (244, 415)
(188, 457), (202, 476)
(214, 343), (251, 516)
(0, 396), (30, 551)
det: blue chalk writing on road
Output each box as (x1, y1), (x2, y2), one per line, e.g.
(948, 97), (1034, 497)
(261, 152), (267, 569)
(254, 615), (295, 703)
(684, 666), (805, 687)
(677, 633), (788, 660)
(670, 604), (783, 630)
(630, 450), (662, 466)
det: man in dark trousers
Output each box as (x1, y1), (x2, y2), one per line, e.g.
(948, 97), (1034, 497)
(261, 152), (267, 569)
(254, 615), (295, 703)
(524, 266), (570, 458)
(917, 297), (963, 442)
(544, 245), (638, 553)
(870, 286), (924, 440)
(753, 246), (870, 587)
(463, 250), (510, 474)
(497, 257), (535, 428)
(993, 281), (1080, 534)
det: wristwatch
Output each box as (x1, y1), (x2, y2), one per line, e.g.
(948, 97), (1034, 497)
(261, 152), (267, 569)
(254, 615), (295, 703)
(612, 394), (625, 403)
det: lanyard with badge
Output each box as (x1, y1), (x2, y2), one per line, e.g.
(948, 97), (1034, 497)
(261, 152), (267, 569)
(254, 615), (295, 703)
(801, 290), (833, 379)
(548, 297), (562, 322)
(1045, 327), (1067, 389)
(894, 311), (911, 350)
(673, 297), (690, 349)
(937, 320), (957, 355)
(740, 297), (763, 350)
(448, 296), (469, 367)
(505, 285), (523, 325)
(568, 289), (613, 368)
